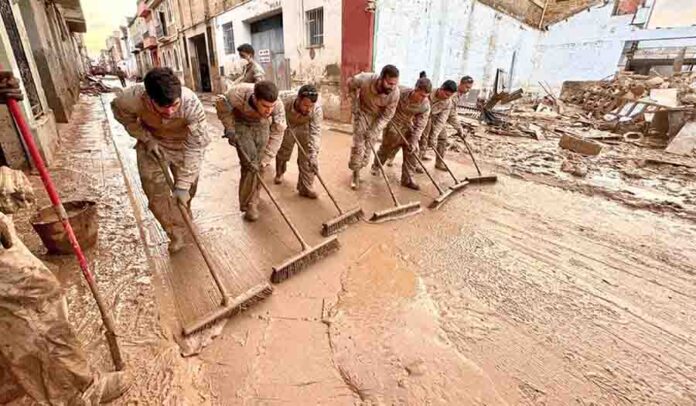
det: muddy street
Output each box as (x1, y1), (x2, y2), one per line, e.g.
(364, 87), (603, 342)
(55, 89), (691, 404)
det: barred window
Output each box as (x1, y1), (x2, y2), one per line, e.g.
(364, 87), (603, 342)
(306, 7), (323, 47)
(223, 22), (235, 55)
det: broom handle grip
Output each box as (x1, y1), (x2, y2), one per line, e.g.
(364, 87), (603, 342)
(366, 139), (400, 206)
(459, 134), (482, 176)
(393, 127), (444, 194)
(4, 92), (124, 370)
(237, 148), (309, 250)
(156, 157), (231, 303)
(288, 130), (343, 214)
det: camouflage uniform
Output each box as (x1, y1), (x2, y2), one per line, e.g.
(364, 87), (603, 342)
(347, 73), (400, 171)
(111, 84), (210, 242)
(275, 91), (324, 194)
(420, 90), (464, 166)
(373, 88), (430, 185)
(216, 84), (286, 212)
(233, 59), (265, 85)
(0, 213), (93, 405)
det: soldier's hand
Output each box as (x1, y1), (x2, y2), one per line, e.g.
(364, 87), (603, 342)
(0, 71), (23, 104)
(409, 143), (420, 155)
(173, 188), (190, 205)
(0, 218), (13, 249)
(223, 129), (237, 146)
(144, 138), (162, 159)
(308, 156), (319, 173)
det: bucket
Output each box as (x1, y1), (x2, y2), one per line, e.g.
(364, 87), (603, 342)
(31, 200), (98, 255)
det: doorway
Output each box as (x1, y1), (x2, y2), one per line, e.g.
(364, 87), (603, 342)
(250, 13), (288, 89)
(190, 33), (211, 92)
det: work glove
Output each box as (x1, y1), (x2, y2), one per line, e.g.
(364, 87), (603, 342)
(144, 138), (162, 159)
(222, 128), (237, 146)
(173, 188), (190, 205)
(408, 142), (420, 155)
(0, 214), (13, 249)
(0, 71), (23, 104)
(308, 156), (319, 173)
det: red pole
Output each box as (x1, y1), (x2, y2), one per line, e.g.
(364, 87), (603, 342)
(4, 89), (125, 371)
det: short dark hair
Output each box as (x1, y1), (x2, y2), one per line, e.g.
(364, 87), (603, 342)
(461, 76), (474, 84)
(380, 64), (400, 79)
(144, 67), (181, 106)
(237, 43), (255, 56)
(254, 81), (279, 103)
(298, 84), (318, 103)
(419, 71), (427, 79)
(441, 80), (457, 93)
(415, 77), (432, 93)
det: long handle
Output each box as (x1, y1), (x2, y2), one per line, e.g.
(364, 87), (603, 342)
(392, 127), (444, 194)
(429, 143), (460, 183)
(237, 148), (309, 251)
(366, 139), (401, 207)
(458, 134), (482, 176)
(5, 91), (124, 370)
(287, 130), (344, 215)
(155, 157), (231, 304)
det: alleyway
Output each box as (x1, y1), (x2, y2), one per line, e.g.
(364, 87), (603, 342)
(9, 90), (694, 404)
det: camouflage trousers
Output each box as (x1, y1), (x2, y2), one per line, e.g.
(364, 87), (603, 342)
(349, 110), (379, 171)
(235, 123), (270, 211)
(136, 144), (198, 239)
(374, 123), (419, 185)
(419, 119), (449, 163)
(0, 214), (93, 405)
(275, 127), (316, 194)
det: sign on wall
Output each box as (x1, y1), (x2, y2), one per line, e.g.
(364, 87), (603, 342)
(258, 49), (271, 64)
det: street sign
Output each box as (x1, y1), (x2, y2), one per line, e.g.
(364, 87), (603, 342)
(258, 49), (271, 63)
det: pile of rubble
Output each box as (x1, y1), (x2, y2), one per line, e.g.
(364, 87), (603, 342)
(80, 75), (115, 96)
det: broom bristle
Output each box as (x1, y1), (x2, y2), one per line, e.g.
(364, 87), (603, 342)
(321, 207), (364, 236)
(449, 180), (470, 192)
(271, 236), (340, 283)
(466, 176), (498, 184)
(182, 282), (273, 336)
(369, 202), (422, 223)
(429, 190), (454, 209)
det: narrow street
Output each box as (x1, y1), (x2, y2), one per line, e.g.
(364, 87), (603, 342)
(13, 89), (691, 404)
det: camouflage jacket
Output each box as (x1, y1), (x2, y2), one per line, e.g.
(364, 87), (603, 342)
(279, 90), (323, 159)
(388, 88), (431, 145)
(348, 72), (400, 136)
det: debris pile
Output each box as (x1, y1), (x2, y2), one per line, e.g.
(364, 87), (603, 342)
(80, 75), (115, 96)
(0, 166), (35, 214)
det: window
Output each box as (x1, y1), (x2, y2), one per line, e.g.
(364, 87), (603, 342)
(612, 0), (645, 16)
(223, 22), (235, 55)
(306, 7), (323, 47)
(174, 48), (180, 70)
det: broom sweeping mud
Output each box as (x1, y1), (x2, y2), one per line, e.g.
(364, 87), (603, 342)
(429, 142), (470, 193)
(155, 157), (272, 336)
(286, 130), (363, 237)
(392, 127), (455, 210)
(457, 134), (498, 184)
(236, 149), (340, 284)
(366, 139), (422, 223)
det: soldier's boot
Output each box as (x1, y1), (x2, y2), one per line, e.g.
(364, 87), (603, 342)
(435, 144), (448, 171)
(168, 230), (186, 254)
(350, 170), (361, 190)
(274, 161), (287, 184)
(244, 203), (260, 222)
(299, 188), (318, 199)
(82, 371), (132, 404)
(401, 180), (420, 191)
(370, 162), (380, 176)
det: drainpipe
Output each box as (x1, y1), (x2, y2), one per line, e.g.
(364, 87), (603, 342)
(538, 0), (549, 30)
(368, 0), (377, 71)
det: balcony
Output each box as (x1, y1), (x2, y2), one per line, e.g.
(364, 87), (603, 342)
(138, 1), (151, 18)
(144, 35), (158, 50)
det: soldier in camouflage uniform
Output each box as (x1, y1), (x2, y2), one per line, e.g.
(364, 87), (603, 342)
(347, 65), (400, 189)
(215, 81), (287, 222)
(232, 43), (266, 85)
(0, 72), (130, 405)
(371, 77), (432, 190)
(111, 67), (210, 253)
(419, 80), (465, 171)
(274, 85), (323, 198)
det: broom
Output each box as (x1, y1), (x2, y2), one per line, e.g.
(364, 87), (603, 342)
(286, 130), (363, 236)
(236, 149), (340, 284)
(457, 134), (498, 184)
(155, 157), (272, 336)
(429, 142), (470, 193)
(366, 139), (422, 223)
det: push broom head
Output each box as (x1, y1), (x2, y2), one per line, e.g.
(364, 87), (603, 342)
(466, 175), (498, 184)
(321, 207), (364, 237)
(271, 236), (340, 284)
(369, 201), (422, 223)
(449, 180), (470, 192)
(182, 282), (273, 336)
(428, 189), (455, 210)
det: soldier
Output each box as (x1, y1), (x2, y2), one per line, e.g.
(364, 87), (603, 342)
(371, 77), (432, 190)
(347, 65), (400, 189)
(111, 67), (210, 253)
(1, 71), (130, 405)
(419, 80), (465, 171)
(116, 66), (127, 88)
(233, 43), (266, 85)
(274, 85), (323, 199)
(215, 81), (287, 222)
(454, 76), (474, 107)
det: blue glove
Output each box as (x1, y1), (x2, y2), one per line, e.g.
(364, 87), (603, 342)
(173, 188), (190, 205)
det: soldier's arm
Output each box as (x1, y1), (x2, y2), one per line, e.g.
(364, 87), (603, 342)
(178, 95), (211, 190)
(410, 105), (431, 146)
(369, 92), (399, 136)
(261, 101), (288, 166)
(429, 108), (449, 139)
(253, 64), (265, 83)
(307, 104), (324, 159)
(110, 92), (153, 143)
(215, 89), (238, 131)
(446, 103), (464, 135)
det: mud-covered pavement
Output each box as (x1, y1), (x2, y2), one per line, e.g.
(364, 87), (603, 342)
(9, 89), (696, 404)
